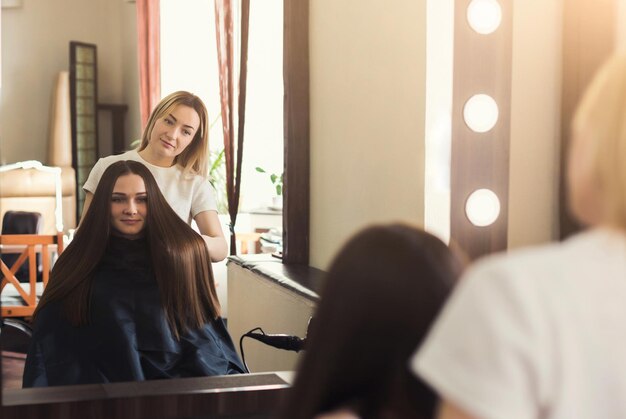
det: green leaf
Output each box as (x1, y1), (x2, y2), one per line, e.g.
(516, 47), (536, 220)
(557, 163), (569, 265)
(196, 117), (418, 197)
(209, 149), (225, 174)
(276, 184), (282, 196)
(255, 167), (266, 173)
(270, 173), (278, 184)
(209, 112), (222, 130)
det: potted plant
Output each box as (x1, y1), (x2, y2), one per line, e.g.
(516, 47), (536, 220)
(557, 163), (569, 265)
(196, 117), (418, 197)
(255, 166), (283, 209)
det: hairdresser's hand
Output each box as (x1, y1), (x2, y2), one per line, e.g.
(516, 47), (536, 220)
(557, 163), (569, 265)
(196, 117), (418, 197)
(195, 211), (228, 262)
(200, 234), (228, 263)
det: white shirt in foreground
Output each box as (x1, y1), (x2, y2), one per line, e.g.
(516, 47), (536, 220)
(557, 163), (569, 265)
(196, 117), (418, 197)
(414, 228), (626, 419)
(83, 149), (217, 224)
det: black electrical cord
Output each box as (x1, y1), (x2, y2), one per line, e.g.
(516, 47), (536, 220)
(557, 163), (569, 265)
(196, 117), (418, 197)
(239, 318), (313, 373)
(239, 326), (266, 374)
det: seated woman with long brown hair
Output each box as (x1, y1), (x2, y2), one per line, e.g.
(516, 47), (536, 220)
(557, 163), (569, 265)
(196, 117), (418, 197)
(23, 160), (244, 387)
(279, 224), (465, 419)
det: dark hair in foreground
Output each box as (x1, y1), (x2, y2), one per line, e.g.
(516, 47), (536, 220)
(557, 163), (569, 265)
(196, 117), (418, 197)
(279, 224), (464, 419)
(35, 161), (220, 338)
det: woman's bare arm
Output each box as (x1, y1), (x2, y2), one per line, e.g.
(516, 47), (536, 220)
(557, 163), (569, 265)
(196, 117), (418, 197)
(194, 210), (228, 262)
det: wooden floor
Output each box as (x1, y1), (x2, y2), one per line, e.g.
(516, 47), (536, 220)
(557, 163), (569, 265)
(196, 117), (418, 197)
(2, 351), (26, 389)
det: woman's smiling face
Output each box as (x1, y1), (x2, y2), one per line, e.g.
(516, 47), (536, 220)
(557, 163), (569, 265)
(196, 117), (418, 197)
(146, 104), (200, 165)
(110, 174), (148, 239)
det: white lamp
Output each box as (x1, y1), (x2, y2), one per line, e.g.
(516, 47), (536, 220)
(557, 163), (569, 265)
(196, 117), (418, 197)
(463, 94), (499, 133)
(465, 188), (500, 227)
(467, 0), (502, 35)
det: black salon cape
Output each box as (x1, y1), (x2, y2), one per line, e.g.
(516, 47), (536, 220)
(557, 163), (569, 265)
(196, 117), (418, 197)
(22, 235), (244, 387)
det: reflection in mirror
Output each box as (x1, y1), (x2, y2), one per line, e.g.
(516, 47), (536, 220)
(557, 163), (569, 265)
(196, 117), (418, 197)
(22, 161), (246, 387)
(1, 0), (307, 408)
(159, 0), (287, 323)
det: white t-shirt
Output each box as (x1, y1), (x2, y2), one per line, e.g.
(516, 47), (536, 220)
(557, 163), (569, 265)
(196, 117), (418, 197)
(413, 228), (626, 419)
(83, 149), (217, 224)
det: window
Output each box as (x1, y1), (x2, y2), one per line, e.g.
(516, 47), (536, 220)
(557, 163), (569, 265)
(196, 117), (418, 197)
(160, 0), (284, 224)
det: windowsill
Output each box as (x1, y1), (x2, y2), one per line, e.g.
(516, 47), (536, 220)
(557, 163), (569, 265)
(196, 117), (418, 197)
(245, 207), (283, 215)
(226, 255), (325, 302)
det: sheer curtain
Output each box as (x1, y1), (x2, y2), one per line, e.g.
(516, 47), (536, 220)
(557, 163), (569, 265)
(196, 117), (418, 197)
(136, 0), (161, 126)
(215, 0), (250, 254)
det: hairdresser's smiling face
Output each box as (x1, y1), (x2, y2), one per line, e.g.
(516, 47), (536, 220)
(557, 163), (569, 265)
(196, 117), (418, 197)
(110, 174), (147, 239)
(146, 105), (200, 166)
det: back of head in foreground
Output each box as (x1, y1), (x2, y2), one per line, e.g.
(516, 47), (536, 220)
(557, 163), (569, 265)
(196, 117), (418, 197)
(280, 223), (464, 419)
(409, 53), (626, 419)
(35, 160), (221, 338)
(568, 53), (626, 229)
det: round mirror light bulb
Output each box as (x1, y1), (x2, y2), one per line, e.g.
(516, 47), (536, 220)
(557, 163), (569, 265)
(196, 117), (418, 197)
(467, 0), (503, 34)
(463, 94), (499, 133)
(465, 189), (501, 227)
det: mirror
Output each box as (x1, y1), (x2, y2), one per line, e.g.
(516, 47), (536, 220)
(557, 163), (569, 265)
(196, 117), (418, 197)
(0, 0), (309, 409)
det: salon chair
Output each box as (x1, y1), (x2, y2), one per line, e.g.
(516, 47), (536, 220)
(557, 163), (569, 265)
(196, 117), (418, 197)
(0, 232), (64, 318)
(1, 318), (33, 352)
(1, 211), (42, 283)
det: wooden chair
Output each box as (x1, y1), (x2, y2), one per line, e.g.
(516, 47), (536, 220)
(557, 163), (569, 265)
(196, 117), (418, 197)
(236, 232), (262, 254)
(1, 211), (43, 283)
(0, 233), (64, 318)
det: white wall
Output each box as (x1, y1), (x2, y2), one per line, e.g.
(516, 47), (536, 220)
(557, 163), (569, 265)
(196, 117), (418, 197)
(0, 0), (139, 165)
(121, 2), (142, 145)
(507, 0), (563, 249)
(619, 0), (626, 52)
(310, 0), (567, 267)
(309, 0), (427, 269)
(424, 0), (453, 244)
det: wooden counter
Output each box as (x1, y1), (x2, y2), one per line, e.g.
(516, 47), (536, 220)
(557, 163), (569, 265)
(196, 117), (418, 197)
(227, 255), (325, 373)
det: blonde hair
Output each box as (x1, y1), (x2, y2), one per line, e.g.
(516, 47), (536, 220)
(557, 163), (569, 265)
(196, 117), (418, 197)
(138, 91), (210, 178)
(571, 54), (626, 228)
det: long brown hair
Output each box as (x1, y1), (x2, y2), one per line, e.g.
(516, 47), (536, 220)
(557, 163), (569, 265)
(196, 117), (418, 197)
(35, 161), (220, 338)
(138, 91), (210, 177)
(279, 224), (464, 419)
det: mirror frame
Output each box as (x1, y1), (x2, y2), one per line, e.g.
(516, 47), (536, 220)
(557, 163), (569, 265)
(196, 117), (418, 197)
(0, 0), (309, 415)
(449, 0), (512, 260)
(282, 0), (310, 265)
